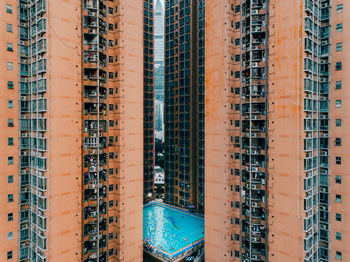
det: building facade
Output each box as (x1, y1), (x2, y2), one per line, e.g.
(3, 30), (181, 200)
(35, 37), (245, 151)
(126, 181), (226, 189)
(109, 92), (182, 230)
(1, 0), (148, 261)
(164, 0), (205, 213)
(1, 1), (19, 261)
(143, 0), (155, 201)
(206, 0), (348, 261)
(330, 1), (349, 261)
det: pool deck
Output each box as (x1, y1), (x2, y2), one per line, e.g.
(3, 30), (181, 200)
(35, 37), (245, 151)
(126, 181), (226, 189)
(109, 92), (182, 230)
(143, 202), (204, 261)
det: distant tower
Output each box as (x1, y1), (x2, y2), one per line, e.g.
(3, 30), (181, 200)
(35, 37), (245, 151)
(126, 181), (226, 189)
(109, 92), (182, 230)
(154, 0), (165, 101)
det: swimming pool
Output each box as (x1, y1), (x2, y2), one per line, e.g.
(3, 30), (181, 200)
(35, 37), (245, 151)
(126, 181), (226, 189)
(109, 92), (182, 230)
(143, 202), (204, 259)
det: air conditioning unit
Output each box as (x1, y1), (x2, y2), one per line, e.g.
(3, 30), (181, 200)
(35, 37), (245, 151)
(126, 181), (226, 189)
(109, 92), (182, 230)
(251, 185), (257, 189)
(252, 167), (258, 172)
(252, 202), (258, 207)
(252, 62), (258, 67)
(252, 10), (258, 14)
(320, 224), (327, 230)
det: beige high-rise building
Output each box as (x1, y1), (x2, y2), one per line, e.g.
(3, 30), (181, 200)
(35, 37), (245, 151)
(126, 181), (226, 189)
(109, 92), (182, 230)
(206, 0), (348, 261)
(1, 0), (150, 261)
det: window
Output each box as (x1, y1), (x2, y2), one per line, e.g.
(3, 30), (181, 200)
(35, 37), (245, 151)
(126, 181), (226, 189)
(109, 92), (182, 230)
(7, 232), (13, 240)
(7, 43), (13, 52)
(7, 251), (12, 259)
(109, 40), (113, 47)
(234, 71), (240, 79)
(336, 81), (342, 90)
(8, 175), (13, 183)
(336, 213), (342, 222)
(235, 250), (240, 258)
(7, 81), (14, 89)
(8, 213), (13, 222)
(7, 62), (13, 71)
(8, 138), (14, 146)
(108, 23), (113, 30)
(109, 185), (113, 191)
(8, 156), (14, 165)
(109, 249), (114, 256)
(336, 100), (342, 108)
(335, 194), (342, 203)
(336, 119), (342, 127)
(337, 4), (343, 13)
(234, 185), (240, 192)
(8, 100), (13, 108)
(336, 43), (342, 52)
(109, 200), (113, 207)
(336, 232), (342, 241)
(336, 23), (343, 32)
(234, 234), (240, 241)
(235, 5), (240, 13)
(335, 138), (342, 146)
(6, 4), (12, 13)
(335, 176), (342, 184)
(234, 38), (240, 46)
(108, 7), (113, 14)
(8, 119), (14, 127)
(109, 120), (114, 127)
(335, 62), (342, 71)
(336, 157), (342, 165)
(6, 24), (12, 32)
(235, 22), (240, 30)
(8, 194), (14, 202)
(109, 216), (114, 224)
(109, 152), (114, 159)
(336, 251), (342, 260)
(235, 55), (240, 62)
(235, 88), (240, 95)
(109, 56), (113, 63)
(234, 217), (240, 225)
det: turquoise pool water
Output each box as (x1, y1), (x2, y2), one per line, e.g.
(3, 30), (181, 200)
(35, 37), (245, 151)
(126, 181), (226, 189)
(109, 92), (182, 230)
(143, 202), (204, 258)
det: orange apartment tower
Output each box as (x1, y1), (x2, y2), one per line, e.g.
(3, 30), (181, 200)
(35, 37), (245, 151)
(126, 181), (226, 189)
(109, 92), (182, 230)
(206, 0), (348, 261)
(1, 0), (149, 261)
